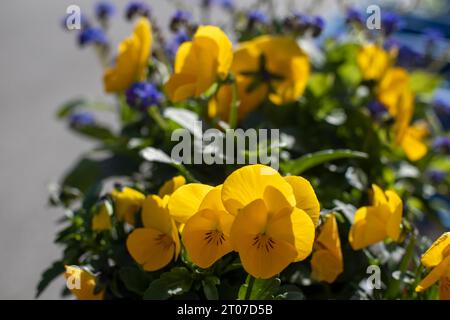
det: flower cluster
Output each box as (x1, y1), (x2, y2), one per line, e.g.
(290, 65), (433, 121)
(40, 1), (450, 301)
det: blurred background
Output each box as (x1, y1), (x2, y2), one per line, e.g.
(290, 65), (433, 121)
(0, 0), (448, 299)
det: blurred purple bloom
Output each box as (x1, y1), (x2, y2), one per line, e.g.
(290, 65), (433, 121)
(125, 1), (151, 20)
(381, 11), (401, 36)
(248, 10), (268, 24)
(218, 0), (235, 11)
(172, 10), (192, 22)
(95, 1), (116, 20)
(310, 16), (325, 37)
(367, 100), (387, 119)
(69, 112), (96, 126)
(345, 6), (364, 25)
(427, 169), (447, 184)
(166, 30), (190, 59)
(433, 136), (450, 154)
(77, 27), (108, 47)
(126, 82), (163, 110)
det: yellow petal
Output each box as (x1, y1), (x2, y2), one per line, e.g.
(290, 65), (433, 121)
(316, 214), (343, 261)
(377, 68), (411, 116)
(126, 228), (175, 271)
(64, 266), (104, 300)
(357, 44), (390, 81)
(221, 164), (295, 216)
(231, 200), (296, 279)
(284, 176), (320, 227)
(349, 206), (390, 250)
(103, 17), (152, 93)
(164, 73), (197, 102)
(385, 190), (403, 241)
(182, 208), (234, 268)
(401, 125), (428, 162)
(194, 26), (233, 77)
(168, 183), (213, 223)
(371, 184), (387, 206)
(267, 206), (315, 262)
(421, 232), (450, 268)
(439, 276), (450, 300)
(91, 202), (112, 232)
(111, 187), (145, 225)
(416, 255), (450, 293)
(198, 185), (226, 212)
(311, 250), (343, 283)
(158, 175), (186, 197)
(263, 185), (294, 215)
(141, 195), (172, 233)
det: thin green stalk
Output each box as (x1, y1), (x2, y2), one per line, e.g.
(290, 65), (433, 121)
(245, 276), (255, 300)
(385, 234), (416, 299)
(148, 106), (168, 131)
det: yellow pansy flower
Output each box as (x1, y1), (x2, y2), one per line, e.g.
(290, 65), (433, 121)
(416, 232), (450, 300)
(311, 214), (343, 283)
(158, 175), (186, 197)
(357, 44), (390, 81)
(91, 201), (112, 232)
(182, 186), (234, 268)
(126, 195), (180, 271)
(64, 266), (104, 300)
(111, 187), (145, 225)
(209, 36), (310, 121)
(222, 164), (316, 279)
(349, 184), (403, 250)
(165, 25), (233, 102)
(103, 17), (152, 93)
(377, 67), (411, 117)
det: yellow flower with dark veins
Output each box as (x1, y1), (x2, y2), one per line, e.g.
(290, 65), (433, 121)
(311, 214), (343, 283)
(165, 26), (233, 102)
(416, 232), (450, 300)
(222, 164), (316, 279)
(127, 195), (180, 271)
(349, 184), (403, 250)
(357, 44), (390, 81)
(64, 266), (104, 300)
(103, 17), (152, 93)
(91, 201), (112, 232)
(111, 186), (145, 225)
(182, 186), (234, 268)
(158, 175), (186, 197)
(209, 36), (310, 121)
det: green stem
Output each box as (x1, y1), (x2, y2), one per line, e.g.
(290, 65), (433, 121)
(173, 163), (199, 183)
(245, 276), (255, 300)
(385, 234), (416, 299)
(228, 80), (239, 130)
(148, 106), (168, 131)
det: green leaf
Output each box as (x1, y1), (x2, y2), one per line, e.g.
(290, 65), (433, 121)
(410, 71), (442, 97)
(238, 276), (281, 300)
(202, 276), (220, 300)
(57, 99), (113, 119)
(338, 63), (361, 87)
(281, 149), (368, 175)
(70, 124), (116, 141)
(36, 261), (65, 298)
(143, 267), (193, 300)
(118, 267), (151, 295)
(62, 153), (140, 193)
(308, 73), (334, 97)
